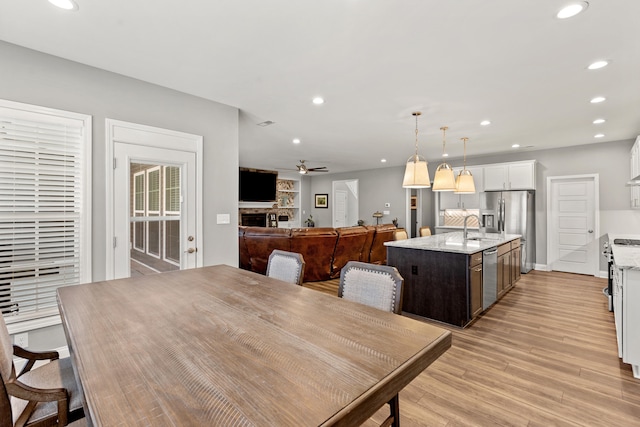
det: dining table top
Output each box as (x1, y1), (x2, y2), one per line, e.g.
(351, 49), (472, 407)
(57, 264), (451, 426)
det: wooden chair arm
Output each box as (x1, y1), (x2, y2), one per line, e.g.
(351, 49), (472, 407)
(13, 345), (59, 377)
(5, 380), (68, 403)
(7, 380), (69, 427)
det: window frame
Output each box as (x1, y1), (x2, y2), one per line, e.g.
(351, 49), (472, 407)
(0, 99), (92, 332)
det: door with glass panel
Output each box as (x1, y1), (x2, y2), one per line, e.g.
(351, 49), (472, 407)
(113, 143), (197, 279)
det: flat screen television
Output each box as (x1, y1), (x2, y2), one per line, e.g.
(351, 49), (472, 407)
(239, 168), (278, 202)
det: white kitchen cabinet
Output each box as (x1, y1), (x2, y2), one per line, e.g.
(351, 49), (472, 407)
(438, 166), (482, 209)
(612, 263), (640, 378)
(483, 160), (536, 191)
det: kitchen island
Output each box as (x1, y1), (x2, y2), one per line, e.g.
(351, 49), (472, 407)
(385, 232), (521, 327)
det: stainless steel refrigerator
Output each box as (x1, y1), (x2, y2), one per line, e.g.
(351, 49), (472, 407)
(480, 190), (535, 273)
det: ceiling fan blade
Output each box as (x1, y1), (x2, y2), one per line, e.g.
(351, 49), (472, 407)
(308, 168), (329, 172)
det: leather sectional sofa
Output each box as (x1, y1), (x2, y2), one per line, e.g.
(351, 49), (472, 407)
(238, 224), (397, 282)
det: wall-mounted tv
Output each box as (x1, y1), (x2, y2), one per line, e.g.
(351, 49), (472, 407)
(239, 168), (278, 202)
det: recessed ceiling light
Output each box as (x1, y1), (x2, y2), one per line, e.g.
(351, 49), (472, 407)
(588, 60), (609, 70)
(512, 144), (520, 148)
(48, 0), (79, 10)
(594, 133), (605, 138)
(593, 118), (606, 124)
(480, 120), (491, 126)
(292, 138), (301, 144)
(556, 2), (588, 19)
(590, 96), (606, 104)
(312, 97), (325, 105)
(381, 159), (387, 163)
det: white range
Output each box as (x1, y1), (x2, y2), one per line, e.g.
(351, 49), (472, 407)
(609, 234), (640, 379)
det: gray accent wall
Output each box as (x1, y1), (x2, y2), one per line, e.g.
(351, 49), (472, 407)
(1, 41), (239, 348)
(306, 138), (638, 273)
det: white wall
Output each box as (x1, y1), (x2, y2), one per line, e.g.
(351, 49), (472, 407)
(1, 41), (239, 348)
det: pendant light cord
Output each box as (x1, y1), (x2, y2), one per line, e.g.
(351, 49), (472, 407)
(462, 137), (468, 170)
(412, 111), (422, 159)
(440, 126), (448, 156)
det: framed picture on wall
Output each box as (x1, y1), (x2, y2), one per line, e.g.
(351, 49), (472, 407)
(315, 194), (328, 208)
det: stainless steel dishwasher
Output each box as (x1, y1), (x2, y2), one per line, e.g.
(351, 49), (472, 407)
(482, 247), (498, 310)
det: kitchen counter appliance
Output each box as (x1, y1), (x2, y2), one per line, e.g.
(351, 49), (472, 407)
(480, 190), (535, 273)
(482, 247), (498, 310)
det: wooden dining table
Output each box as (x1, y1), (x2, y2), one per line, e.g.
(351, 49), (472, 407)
(57, 265), (451, 426)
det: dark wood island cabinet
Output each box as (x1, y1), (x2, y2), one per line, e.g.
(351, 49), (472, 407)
(386, 232), (521, 327)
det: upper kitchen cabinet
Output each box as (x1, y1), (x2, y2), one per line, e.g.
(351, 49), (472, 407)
(483, 160), (536, 191)
(439, 166), (483, 209)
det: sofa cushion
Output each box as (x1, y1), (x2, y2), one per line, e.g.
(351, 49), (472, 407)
(290, 228), (339, 282)
(243, 227), (292, 274)
(368, 224), (397, 265)
(238, 226), (251, 270)
(331, 226), (370, 278)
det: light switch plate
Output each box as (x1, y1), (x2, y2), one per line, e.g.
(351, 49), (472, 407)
(216, 214), (230, 224)
(383, 210), (390, 215)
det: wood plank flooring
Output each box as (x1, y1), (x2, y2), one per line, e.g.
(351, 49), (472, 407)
(304, 270), (640, 426)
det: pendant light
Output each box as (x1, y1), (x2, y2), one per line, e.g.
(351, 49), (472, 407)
(454, 137), (476, 194)
(432, 126), (456, 191)
(402, 112), (431, 188)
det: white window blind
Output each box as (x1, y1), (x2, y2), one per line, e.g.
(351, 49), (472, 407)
(0, 100), (91, 323)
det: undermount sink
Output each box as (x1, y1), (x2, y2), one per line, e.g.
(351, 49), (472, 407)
(465, 234), (502, 242)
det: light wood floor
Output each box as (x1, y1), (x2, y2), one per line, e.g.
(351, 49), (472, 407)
(304, 270), (640, 426)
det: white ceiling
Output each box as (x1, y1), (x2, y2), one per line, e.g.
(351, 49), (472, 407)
(1, 0), (639, 174)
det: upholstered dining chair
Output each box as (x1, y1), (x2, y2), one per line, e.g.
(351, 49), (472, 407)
(0, 315), (85, 427)
(419, 226), (432, 237)
(266, 249), (306, 285)
(338, 261), (404, 426)
(393, 228), (408, 241)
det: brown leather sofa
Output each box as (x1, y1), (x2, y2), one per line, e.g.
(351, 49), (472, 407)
(238, 224), (397, 282)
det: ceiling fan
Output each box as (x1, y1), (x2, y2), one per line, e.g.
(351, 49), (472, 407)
(296, 160), (329, 174)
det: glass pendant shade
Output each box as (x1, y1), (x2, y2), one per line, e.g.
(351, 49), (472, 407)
(403, 155), (431, 188)
(432, 163), (456, 191)
(454, 169), (476, 194)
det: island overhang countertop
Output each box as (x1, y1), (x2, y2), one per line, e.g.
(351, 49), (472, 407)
(385, 231), (522, 254)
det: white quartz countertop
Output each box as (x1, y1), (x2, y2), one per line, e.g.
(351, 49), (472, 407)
(610, 234), (640, 270)
(384, 231), (521, 254)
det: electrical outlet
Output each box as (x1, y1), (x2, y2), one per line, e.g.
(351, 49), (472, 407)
(14, 332), (28, 348)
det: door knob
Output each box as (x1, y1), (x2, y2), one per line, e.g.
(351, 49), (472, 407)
(185, 248), (197, 253)
(588, 229), (594, 233)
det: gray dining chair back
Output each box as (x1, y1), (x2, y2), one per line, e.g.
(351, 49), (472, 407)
(338, 261), (404, 314)
(266, 249), (306, 285)
(0, 314), (85, 427)
(338, 261), (404, 426)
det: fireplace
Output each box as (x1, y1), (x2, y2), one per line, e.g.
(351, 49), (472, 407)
(241, 213), (267, 227)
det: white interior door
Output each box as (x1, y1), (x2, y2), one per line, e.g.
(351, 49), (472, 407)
(547, 175), (598, 275)
(113, 144), (197, 279)
(334, 190), (348, 228)
(106, 119), (203, 280)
